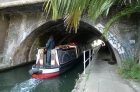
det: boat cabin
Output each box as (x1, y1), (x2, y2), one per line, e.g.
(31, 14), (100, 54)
(35, 44), (78, 68)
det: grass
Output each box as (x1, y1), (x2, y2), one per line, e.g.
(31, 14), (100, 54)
(74, 68), (91, 91)
(83, 68), (91, 91)
(117, 57), (140, 81)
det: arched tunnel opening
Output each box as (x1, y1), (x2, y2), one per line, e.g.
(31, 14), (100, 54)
(20, 19), (117, 65)
(0, 18), (118, 92)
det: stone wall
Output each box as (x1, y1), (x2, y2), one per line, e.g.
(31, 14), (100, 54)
(0, 12), (47, 69)
(0, 14), (9, 64)
(0, 7), (139, 70)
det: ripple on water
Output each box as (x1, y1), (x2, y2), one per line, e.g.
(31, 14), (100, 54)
(34, 77), (62, 92)
(10, 78), (43, 92)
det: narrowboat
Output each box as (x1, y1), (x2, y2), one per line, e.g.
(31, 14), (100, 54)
(29, 43), (79, 78)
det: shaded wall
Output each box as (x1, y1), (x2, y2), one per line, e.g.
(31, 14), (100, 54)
(0, 14), (9, 63)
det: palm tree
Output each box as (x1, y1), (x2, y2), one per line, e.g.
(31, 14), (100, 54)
(43, 0), (140, 34)
(104, 1), (140, 35)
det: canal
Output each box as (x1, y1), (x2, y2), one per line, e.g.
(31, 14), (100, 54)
(0, 59), (84, 92)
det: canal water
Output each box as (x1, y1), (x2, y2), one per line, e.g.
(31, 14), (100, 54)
(0, 60), (84, 92)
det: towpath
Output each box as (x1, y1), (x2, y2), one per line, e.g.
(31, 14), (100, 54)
(72, 48), (140, 92)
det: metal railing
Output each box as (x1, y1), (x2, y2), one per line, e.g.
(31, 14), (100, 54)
(83, 45), (101, 74)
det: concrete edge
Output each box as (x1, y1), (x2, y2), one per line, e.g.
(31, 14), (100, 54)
(0, 0), (44, 9)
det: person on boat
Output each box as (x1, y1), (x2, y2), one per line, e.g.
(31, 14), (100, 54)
(46, 35), (55, 65)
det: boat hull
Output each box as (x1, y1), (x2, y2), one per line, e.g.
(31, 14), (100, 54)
(32, 72), (60, 78)
(30, 65), (60, 78)
(29, 54), (82, 78)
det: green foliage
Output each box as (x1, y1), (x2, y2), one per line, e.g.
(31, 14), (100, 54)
(9, 31), (15, 42)
(43, 0), (116, 33)
(82, 68), (91, 91)
(117, 58), (140, 80)
(43, 0), (139, 34)
(103, 2), (140, 37)
(86, 69), (91, 81)
(88, 0), (115, 21)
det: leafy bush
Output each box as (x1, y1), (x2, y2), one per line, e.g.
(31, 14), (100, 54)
(117, 57), (140, 80)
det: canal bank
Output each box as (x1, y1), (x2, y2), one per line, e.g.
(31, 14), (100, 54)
(72, 51), (140, 92)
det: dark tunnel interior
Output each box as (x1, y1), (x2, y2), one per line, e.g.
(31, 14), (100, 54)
(37, 19), (101, 47)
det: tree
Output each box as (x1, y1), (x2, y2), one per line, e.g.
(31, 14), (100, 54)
(43, 0), (140, 34)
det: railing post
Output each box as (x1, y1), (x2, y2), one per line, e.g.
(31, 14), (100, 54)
(91, 49), (93, 61)
(84, 51), (85, 74)
(89, 49), (91, 66)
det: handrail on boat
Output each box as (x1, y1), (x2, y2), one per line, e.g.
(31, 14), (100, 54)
(83, 45), (101, 74)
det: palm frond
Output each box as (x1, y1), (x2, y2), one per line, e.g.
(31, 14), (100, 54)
(63, 0), (91, 33)
(88, 0), (116, 21)
(103, 2), (140, 37)
(117, 0), (138, 8)
(43, 0), (139, 33)
(43, 0), (115, 33)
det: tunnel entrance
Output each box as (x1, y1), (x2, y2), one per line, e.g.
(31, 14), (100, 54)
(99, 45), (117, 65)
(92, 39), (117, 65)
(23, 19), (117, 64)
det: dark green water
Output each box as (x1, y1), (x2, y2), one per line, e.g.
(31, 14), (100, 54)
(0, 61), (84, 92)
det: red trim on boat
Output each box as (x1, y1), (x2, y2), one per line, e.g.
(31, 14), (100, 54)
(32, 72), (60, 78)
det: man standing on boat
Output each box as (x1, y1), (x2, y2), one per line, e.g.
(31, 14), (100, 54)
(46, 35), (55, 65)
